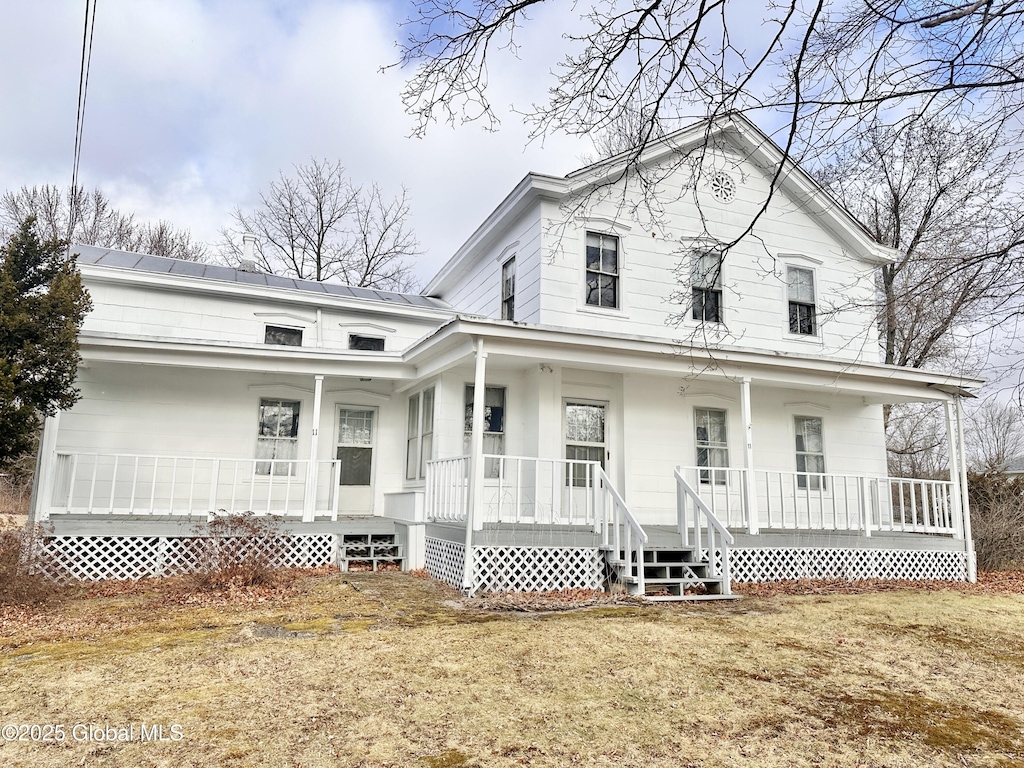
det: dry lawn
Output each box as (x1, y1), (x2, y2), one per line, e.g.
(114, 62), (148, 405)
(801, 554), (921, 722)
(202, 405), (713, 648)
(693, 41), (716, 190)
(1, 572), (1023, 767)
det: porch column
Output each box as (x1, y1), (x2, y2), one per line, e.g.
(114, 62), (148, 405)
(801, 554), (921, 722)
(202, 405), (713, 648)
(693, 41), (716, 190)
(463, 338), (487, 591)
(944, 400), (964, 541)
(302, 375), (325, 523)
(29, 411), (61, 523)
(740, 377), (759, 534)
(954, 396), (977, 582)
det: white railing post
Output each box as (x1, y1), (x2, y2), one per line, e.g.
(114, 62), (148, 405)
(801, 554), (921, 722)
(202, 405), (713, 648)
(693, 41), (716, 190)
(740, 377), (759, 534)
(860, 476), (871, 537)
(207, 459), (220, 521)
(303, 374), (324, 523)
(464, 338), (487, 592)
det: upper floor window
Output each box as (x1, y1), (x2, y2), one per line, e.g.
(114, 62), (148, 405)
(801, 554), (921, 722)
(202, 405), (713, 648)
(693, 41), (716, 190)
(349, 334), (385, 351)
(265, 325), (302, 346)
(691, 250), (723, 323)
(787, 266), (817, 335)
(255, 398), (300, 476)
(795, 415), (825, 490)
(585, 232), (619, 309)
(501, 257), (516, 321)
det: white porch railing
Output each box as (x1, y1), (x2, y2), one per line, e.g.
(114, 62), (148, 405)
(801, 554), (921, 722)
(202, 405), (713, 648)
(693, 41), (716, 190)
(676, 466), (960, 537)
(596, 465), (648, 594)
(49, 452), (343, 519)
(425, 455), (608, 526)
(424, 455), (470, 522)
(674, 468), (734, 593)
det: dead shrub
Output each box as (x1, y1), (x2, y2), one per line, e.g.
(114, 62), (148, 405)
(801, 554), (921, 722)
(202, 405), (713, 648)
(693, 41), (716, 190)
(968, 473), (1024, 571)
(0, 517), (65, 605)
(188, 512), (292, 591)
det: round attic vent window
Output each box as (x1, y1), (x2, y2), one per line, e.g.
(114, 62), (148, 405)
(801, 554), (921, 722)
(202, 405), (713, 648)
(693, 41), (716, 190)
(709, 171), (737, 203)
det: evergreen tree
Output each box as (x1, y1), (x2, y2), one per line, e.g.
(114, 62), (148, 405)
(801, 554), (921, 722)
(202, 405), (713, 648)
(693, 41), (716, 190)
(0, 217), (91, 469)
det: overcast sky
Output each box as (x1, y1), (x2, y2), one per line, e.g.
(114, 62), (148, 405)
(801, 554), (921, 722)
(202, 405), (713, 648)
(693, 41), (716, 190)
(0, 0), (594, 284)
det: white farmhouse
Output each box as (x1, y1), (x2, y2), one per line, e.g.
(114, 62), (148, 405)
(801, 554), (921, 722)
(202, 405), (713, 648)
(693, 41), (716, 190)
(31, 115), (980, 596)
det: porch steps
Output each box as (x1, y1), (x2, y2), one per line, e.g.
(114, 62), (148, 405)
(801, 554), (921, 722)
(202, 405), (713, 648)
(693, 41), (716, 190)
(338, 533), (403, 572)
(606, 547), (739, 601)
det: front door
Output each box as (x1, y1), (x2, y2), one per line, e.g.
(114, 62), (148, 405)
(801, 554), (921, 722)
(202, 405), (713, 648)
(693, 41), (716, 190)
(336, 406), (375, 515)
(563, 400), (607, 524)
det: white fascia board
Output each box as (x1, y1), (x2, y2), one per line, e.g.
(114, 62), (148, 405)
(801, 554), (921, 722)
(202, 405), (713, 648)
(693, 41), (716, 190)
(410, 317), (983, 397)
(423, 174), (566, 296)
(79, 333), (416, 379)
(78, 263), (455, 323)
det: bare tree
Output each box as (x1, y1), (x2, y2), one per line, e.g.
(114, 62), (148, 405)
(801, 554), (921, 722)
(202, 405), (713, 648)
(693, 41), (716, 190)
(221, 159), (421, 290)
(965, 400), (1024, 473)
(816, 117), (1024, 373)
(0, 185), (208, 261)
(394, 1), (1024, 164)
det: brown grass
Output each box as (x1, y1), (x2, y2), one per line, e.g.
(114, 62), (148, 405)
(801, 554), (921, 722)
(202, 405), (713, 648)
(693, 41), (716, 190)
(1, 572), (1023, 767)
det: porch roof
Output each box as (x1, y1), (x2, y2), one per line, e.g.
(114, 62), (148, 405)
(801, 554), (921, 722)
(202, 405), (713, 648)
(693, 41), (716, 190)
(402, 316), (983, 404)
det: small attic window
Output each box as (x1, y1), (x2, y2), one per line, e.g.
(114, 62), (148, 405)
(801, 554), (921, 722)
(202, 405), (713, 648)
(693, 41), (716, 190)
(265, 325), (303, 346)
(349, 334), (385, 351)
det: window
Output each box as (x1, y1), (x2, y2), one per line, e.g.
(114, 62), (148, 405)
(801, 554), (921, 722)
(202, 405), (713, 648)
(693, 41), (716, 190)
(695, 408), (728, 485)
(349, 334), (385, 351)
(565, 401), (605, 487)
(501, 257), (516, 321)
(691, 250), (723, 323)
(336, 409), (374, 485)
(405, 388), (434, 481)
(264, 325), (302, 346)
(787, 266), (817, 335)
(795, 416), (825, 490)
(255, 399), (300, 475)
(464, 385), (505, 478)
(585, 232), (619, 309)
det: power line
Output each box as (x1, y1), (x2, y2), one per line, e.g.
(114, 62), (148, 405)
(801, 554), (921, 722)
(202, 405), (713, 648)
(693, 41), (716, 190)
(69, 0), (98, 242)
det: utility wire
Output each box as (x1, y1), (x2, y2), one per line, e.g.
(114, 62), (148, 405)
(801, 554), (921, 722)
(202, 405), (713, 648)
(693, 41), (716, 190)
(69, 0), (98, 242)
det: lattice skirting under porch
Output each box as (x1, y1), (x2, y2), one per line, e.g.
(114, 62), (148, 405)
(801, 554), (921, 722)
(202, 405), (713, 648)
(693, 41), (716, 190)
(424, 537), (467, 590)
(727, 547), (969, 582)
(472, 546), (603, 595)
(37, 535), (338, 582)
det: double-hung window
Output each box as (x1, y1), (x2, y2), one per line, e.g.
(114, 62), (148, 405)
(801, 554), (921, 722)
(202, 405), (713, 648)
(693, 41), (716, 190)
(787, 266), (817, 335)
(695, 408), (729, 485)
(405, 388), (434, 481)
(501, 257), (516, 321)
(464, 385), (505, 478)
(585, 232), (619, 309)
(795, 416), (826, 490)
(691, 250), (723, 323)
(256, 398), (300, 476)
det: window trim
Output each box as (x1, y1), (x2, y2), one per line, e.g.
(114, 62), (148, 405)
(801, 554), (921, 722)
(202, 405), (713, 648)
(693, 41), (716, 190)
(583, 231), (621, 311)
(254, 397), (301, 477)
(690, 249), (724, 324)
(794, 415), (827, 491)
(405, 387), (435, 483)
(785, 264), (819, 338)
(501, 256), (516, 321)
(263, 324), (304, 347)
(348, 334), (386, 351)
(694, 407), (729, 485)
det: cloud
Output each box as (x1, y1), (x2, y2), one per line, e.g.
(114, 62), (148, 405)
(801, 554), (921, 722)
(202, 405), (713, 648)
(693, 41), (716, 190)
(0, 0), (591, 282)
